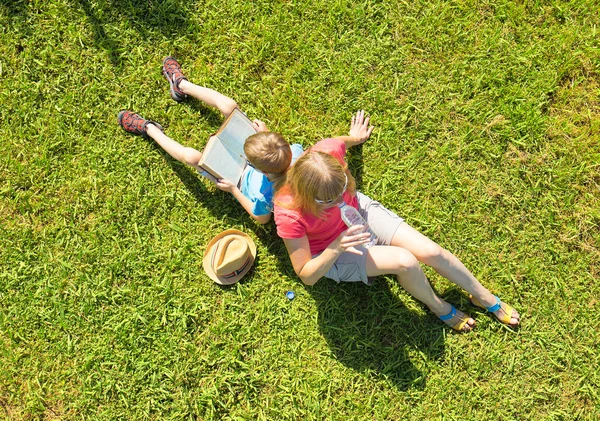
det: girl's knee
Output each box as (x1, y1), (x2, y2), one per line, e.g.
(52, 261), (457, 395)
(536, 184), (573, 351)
(418, 243), (447, 264)
(394, 248), (421, 273)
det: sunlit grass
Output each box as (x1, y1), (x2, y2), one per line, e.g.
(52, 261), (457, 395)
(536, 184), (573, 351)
(0, 0), (598, 419)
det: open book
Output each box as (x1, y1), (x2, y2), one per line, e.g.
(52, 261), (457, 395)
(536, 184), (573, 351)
(198, 108), (257, 185)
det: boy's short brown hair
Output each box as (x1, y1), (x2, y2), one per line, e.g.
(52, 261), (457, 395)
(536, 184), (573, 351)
(244, 132), (291, 174)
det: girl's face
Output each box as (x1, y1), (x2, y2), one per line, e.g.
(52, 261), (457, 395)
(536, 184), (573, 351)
(314, 173), (347, 209)
(319, 194), (345, 209)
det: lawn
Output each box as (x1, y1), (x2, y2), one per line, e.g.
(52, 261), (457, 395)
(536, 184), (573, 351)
(1, 0), (599, 419)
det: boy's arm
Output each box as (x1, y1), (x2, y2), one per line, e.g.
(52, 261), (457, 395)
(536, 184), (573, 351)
(330, 110), (374, 148)
(215, 179), (272, 224)
(182, 149), (270, 223)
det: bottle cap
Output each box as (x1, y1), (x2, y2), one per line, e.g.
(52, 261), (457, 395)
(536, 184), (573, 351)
(286, 291), (295, 300)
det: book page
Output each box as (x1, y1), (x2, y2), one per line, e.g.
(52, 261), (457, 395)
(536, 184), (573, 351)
(217, 109), (257, 157)
(200, 135), (247, 184)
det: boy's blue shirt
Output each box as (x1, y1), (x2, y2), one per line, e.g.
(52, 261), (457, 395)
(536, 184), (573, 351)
(240, 143), (303, 216)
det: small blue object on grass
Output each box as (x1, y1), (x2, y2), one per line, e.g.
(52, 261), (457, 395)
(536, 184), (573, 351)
(286, 291), (295, 300)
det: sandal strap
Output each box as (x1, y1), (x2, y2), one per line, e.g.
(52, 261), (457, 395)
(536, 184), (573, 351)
(495, 301), (515, 324)
(438, 305), (457, 321)
(485, 295), (502, 313)
(470, 294), (516, 325)
(438, 305), (471, 331)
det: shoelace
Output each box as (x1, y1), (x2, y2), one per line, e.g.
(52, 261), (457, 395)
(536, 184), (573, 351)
(125, 115), (143, 131)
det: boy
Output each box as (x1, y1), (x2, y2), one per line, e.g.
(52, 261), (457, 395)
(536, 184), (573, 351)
(118, 57), (303, 224)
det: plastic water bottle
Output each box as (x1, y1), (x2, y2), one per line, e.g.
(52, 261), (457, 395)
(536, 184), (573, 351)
(338, 201), (377, 248)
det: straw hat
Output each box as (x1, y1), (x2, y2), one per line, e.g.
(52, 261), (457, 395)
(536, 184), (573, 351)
(202, 229), (257, 285)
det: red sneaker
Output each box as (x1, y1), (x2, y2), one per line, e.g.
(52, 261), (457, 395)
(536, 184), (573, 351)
(118, 111), (163, 137)
(162, 56), (188, 102)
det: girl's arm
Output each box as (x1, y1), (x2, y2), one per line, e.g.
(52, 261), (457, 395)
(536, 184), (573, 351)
(215, 179), (271, 224)
(283, 227), (370, 285)
(330, 110), (374, 148)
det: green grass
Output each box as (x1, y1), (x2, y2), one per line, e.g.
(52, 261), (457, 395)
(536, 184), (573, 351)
(1, 0), (599, 419)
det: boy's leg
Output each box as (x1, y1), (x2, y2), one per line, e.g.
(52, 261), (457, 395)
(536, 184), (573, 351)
(179, 80), (238, 118)
(118, 110), (202, 170)
(146, 124), (202, 169)
(162, 57), (238, 118)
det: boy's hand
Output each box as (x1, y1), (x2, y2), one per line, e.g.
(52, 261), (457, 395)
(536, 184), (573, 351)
(215, 178), (236, 193)
(252, 119), (269, 132)
(348, 110), (374, 145)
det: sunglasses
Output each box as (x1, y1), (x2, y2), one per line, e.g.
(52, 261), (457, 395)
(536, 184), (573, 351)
(315, 173), (348, 205)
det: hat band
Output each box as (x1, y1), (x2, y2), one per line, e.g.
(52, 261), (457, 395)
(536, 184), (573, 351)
(221, 256), (252, 279)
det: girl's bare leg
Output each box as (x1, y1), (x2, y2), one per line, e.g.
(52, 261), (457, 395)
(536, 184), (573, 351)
(390, 224), (519, 325)
(366, 246), (476, 331)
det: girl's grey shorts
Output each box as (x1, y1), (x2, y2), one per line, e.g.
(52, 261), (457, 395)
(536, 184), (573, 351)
(319, 192), (404, 285)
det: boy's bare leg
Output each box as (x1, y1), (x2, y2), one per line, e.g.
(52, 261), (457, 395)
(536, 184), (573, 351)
(162, 56), (238, 118)
(146, 124), (202, 169)
(178, 80), (238, 118)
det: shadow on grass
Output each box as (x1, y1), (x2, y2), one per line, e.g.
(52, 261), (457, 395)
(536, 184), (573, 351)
(148, 159), (291, 289)
(184, 100), (229, 130)
(1, 0), (196, 67)
(0, 0), (28, 16)
(73, 0), (196, 67)
(75, 0), (125, 66)
(347, 143), (364, 191)
(307, 278), (447, 391)
(150, 147), (241, 221)
(137, 100), (447, 392)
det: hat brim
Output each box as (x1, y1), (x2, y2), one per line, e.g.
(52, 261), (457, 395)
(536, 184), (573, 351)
(202, 229), (257, 285)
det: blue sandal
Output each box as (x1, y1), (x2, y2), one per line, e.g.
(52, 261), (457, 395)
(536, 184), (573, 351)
(438, 305), (473, 332)
(470, 295), (519, 327)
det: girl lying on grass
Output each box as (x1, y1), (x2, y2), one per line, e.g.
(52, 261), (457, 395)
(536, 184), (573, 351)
(273, 111), (520, 332)
(118, 57), (302, 224)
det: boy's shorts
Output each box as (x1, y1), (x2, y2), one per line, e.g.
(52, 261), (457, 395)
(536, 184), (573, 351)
(321, 192), (404, 285)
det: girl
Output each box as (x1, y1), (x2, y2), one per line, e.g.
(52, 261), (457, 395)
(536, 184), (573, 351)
(273, 111), (520, 332)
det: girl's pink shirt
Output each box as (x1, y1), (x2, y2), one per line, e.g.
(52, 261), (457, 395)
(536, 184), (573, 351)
(274, 138), (359, 255)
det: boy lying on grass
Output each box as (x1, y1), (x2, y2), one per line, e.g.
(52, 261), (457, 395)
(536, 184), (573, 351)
(118, 56), (303, 224)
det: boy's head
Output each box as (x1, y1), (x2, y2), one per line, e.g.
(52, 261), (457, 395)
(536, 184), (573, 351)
(244, 132), (291, 174)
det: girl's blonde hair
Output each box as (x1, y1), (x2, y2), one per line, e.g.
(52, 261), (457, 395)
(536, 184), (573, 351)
(244, 132), (291, 191)
(277, 151), (356, 217)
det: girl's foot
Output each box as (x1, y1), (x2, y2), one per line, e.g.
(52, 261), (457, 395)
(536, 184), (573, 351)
(162, 56), (188, 102)
(470, 295), (520, 327)
(436, 305), (475, 332)
(117, 110), (163, 137)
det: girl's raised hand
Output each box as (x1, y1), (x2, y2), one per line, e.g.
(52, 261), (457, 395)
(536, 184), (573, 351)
(331, 225), (372, 255)
(349, 110), (374, 144)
